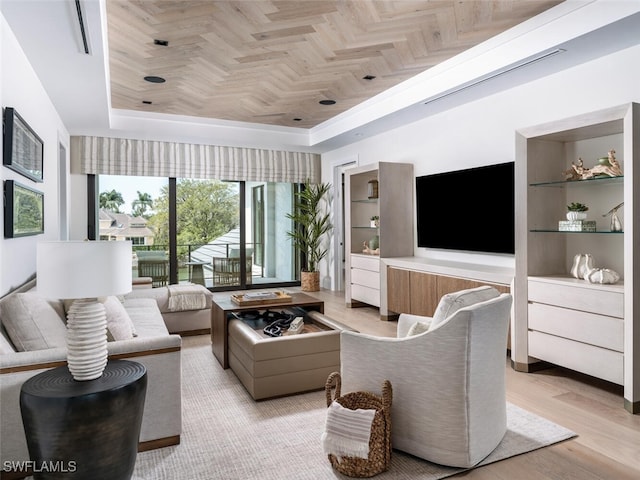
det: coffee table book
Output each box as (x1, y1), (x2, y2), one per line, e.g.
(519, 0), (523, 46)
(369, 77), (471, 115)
(230, 291), (292, 306)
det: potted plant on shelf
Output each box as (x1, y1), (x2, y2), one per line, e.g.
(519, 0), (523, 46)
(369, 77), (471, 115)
(567, 202), (589, 221)
(286, 180), (333, 292)
(370, 215), (379, 228)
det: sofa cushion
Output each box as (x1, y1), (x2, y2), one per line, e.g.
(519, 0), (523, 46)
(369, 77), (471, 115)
(0, 293), (67, 351)
(430, 286), (500, 331)
(0, 330), (16, 354)
(122, 298), (170, 337)
(103, 296), (136, 341)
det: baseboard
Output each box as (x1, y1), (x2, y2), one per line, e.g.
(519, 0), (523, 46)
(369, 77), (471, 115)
(510, 359), (551, 373)
(138, 434), (181, 452)
(624, 398), (639, 414)
(177, 328), (210, 337)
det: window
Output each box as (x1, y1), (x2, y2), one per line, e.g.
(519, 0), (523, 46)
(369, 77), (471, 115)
(94, 175), (299, 290)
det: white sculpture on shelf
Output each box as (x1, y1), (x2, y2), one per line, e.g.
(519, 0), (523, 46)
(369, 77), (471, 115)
(570, 253), (594, 279)
(585, 268), (621, 284)
(603, 201), (624, 232)
(569, 253), (620, 284)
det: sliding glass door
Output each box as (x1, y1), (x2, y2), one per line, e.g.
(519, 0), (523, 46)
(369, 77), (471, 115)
(94, 175), (299, 290)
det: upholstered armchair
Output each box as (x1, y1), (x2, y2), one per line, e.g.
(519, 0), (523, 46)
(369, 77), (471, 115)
(340, 286), (512, 468)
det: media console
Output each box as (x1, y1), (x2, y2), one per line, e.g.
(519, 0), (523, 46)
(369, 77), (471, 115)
(380, 256), (514, 319)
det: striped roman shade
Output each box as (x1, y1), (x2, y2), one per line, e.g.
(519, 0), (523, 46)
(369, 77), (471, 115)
(70, 136), (320, 183)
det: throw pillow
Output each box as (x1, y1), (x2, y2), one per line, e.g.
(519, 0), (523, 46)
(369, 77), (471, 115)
(0, 293), (67, 351)
(429, 286), (500, 331)
(407, 320), (431, 336)
(103, 296), (136, 341)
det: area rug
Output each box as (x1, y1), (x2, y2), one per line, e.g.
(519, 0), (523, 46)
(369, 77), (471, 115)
(131, 336), (576, 479)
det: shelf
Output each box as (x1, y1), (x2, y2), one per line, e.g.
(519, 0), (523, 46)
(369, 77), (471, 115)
(531, 229), (623, 234)
(352, 198), (378, 203)
(352, 226), (379, 230)
(529, 176), (623, 187)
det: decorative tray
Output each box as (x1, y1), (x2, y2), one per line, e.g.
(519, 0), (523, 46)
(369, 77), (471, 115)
(230, 291), (292, 306)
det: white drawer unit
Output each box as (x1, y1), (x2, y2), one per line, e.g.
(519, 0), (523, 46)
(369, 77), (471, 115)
(349, 254), (381, 307)
(527, 277), (624, 385)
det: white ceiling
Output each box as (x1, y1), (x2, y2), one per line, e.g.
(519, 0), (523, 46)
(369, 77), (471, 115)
(2, 0), (640, 153)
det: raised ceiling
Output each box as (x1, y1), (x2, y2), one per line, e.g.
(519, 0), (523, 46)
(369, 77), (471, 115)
(106, 0), (562, 129)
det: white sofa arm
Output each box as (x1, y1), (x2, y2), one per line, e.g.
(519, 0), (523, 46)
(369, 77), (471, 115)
(1, 334), (182, 469)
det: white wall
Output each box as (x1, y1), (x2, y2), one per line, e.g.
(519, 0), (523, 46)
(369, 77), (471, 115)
(0, 15), (70, 296)
(321, 44), (640, 291)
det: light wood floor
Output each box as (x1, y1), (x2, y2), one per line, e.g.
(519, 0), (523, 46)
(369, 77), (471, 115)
(296, 288), (640, 479)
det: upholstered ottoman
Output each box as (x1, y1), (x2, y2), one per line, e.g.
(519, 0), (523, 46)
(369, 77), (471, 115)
(228, 311), (355, 400)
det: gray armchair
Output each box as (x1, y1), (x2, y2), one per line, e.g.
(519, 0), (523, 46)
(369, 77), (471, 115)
(340, 286), (512, 468)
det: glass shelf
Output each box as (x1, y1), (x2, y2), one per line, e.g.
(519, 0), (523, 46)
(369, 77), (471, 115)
(353, 226), (379, 230)
(531, 229), (623, 234)
(352, 198), (378, 203)
(529, 175), (623, 187)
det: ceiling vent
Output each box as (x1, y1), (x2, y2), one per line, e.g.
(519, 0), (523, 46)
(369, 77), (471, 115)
(74, 0), (90, 55)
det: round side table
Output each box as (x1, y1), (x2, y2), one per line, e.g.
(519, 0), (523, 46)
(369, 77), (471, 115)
(19, 360), (147, 480)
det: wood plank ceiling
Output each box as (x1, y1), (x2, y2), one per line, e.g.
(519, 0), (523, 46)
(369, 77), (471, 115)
(106, 1), (563, 128)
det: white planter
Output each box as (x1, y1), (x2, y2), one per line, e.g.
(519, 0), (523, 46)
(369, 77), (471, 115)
(566, 211), (587, 221)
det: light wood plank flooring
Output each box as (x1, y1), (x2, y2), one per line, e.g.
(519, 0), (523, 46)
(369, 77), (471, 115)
(291, 288), (640, 479)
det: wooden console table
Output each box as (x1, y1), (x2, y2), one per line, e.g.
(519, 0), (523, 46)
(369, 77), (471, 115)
(381, 257), (514, 320)
(211, 292), (324, 369)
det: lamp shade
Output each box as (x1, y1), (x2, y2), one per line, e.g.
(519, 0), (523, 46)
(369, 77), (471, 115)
(37, 241), (132, 299)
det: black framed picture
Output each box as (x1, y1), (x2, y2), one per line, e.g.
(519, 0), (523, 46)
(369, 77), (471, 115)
(3, 180), (44, 238)
(3, 107), (44, 182)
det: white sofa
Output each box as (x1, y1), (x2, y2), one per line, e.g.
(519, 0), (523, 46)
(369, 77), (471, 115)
(125, 284), (213, 335)
(0, 278), (182, 479)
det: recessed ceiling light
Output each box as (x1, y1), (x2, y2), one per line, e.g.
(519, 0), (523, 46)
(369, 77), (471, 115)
(319, 100), (336, 105)
(154, 39), (169, 46)
(363, 75), (376, 80)
(142, 100), (152, 105)
(144, 76), (166, 83)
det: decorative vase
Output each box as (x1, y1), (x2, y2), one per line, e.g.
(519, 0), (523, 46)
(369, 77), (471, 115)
(570, 254), (594, 279)
(567, 211), (587, 221)
(586, 268), (620, 284)
(301, 271), (320, 292)
(367, 179), (379, 199)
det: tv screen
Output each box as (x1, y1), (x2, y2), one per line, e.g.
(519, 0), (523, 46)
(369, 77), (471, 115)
(416, 162), (515, 254)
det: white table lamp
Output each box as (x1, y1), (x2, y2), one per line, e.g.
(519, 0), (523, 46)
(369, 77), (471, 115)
(37, 241), (132, 381)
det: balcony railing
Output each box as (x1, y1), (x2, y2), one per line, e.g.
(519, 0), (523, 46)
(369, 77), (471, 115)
(132, 243), (262, 288)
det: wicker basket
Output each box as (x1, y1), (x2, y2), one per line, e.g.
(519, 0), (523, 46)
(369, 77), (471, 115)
(324, 372), (392, 478)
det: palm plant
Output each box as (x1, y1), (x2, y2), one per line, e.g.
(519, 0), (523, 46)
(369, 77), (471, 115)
(286, 180), (332, 273)
(132, 191), (153, 218)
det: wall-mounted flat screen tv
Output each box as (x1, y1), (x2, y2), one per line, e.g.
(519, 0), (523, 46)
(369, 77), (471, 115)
(416, 161), (515, 255)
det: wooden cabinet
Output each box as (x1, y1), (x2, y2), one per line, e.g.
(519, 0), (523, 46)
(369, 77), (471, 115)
(514, 103), (639, 413)
(386, 266), (510, 318)
(345, 162), (413, 308)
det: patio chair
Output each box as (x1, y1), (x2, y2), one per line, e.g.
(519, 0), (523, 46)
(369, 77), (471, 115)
(212, 254), (252, 286)
(138, 258), (169, 287)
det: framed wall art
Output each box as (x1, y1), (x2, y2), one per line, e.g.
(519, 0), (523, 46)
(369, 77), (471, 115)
(4, 180), (44, 238)
(3, 107), (44, 182)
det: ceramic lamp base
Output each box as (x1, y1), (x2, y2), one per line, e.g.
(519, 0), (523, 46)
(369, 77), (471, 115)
(66, 298), (108, 381)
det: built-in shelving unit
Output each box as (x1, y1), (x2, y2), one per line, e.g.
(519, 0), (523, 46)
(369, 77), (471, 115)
(345, 162), (413, 309)
(513, 103), (639, 413)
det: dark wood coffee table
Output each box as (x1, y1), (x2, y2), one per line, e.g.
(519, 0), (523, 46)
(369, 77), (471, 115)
(211, 292), (324, 369)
